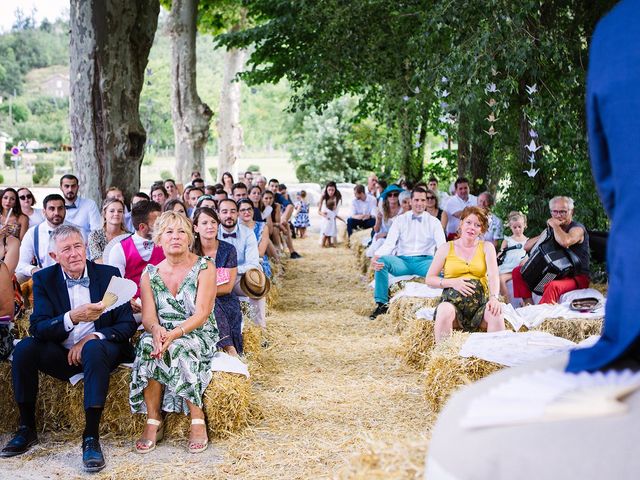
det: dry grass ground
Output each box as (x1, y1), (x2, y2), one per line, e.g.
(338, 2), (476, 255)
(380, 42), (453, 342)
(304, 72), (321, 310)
(0, 235), (433, 479)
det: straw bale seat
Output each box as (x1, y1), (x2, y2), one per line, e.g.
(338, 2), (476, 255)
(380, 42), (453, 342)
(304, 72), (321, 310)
(424, 332), (503, 414)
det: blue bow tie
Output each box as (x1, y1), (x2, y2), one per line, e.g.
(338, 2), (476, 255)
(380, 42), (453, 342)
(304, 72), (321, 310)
(222, 232), (237, 239)
(66, 277), (90, 288)
(65, 203), (77, 210)
(411, 214), (423, 222)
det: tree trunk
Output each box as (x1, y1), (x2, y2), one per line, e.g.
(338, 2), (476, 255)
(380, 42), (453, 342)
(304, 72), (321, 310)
(217, 15), (247, 182)
(169, 0), (213, 184)
(69, 0), (159, 205)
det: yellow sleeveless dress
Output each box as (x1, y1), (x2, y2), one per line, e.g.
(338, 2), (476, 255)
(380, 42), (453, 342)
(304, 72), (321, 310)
(436, 241), (489, 331)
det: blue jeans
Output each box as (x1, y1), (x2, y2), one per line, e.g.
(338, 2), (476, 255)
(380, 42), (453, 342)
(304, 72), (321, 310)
(374, 255), (433, 304)
(347, 217), (376, 237)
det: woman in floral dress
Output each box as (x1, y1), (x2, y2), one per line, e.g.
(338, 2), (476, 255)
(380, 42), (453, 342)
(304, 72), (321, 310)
(129, 211), (218, 454)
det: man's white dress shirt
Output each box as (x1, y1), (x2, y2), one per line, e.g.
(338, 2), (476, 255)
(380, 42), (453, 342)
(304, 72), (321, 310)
(61, 267), (104, 349)
(107, 233), (151, 277)
(375, 210), (446, 257)
(217, 223), (261, 274)
(351, 194), (378, 217)
(17, 221), (59, 278)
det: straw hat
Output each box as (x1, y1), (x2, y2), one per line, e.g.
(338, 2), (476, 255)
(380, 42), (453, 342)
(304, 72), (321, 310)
(240, 268), (271, 299)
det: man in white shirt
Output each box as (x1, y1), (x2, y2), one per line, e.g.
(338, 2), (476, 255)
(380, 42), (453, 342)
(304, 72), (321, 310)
(347, 184), (377, 238)
(370, 187), (446, 319)
(444, 177), (478, 240)
(217, 199), (266, 327)
(16, 194), (67, 282)
(2, 225), (136, 471)
(367, 173), (379, 198)
(59, 174), (102, 240)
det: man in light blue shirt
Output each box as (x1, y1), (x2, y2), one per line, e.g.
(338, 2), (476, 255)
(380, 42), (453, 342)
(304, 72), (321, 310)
(59, 174), (102, 241)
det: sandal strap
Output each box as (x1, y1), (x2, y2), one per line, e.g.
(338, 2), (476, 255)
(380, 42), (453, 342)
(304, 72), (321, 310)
(147, 418), (162, 426)
(191, 418), (206, 425)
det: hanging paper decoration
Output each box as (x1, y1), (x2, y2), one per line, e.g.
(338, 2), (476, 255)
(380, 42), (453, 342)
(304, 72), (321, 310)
(523, 84), (540, 178)
(484, 68), (500, 138)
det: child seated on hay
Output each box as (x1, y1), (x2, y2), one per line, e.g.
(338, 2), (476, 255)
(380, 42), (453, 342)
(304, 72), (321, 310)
(498, 211), (528, 302)
(425, 206), (505, 342)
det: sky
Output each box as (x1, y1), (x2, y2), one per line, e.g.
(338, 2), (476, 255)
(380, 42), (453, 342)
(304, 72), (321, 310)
(0, 0), (69, 33)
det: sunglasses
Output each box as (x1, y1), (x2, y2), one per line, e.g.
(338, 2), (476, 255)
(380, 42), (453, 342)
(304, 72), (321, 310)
(19, 194), (34, 200)
(426, 196), (436, 200)
(238, 208), (253, 214)
(387, 192), (399, 197)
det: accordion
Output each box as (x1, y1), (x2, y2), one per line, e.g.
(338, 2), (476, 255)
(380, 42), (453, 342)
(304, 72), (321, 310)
(520, 227), (582, 295)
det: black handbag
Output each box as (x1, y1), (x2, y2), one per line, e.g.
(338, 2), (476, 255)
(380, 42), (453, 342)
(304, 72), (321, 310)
(0, 315), (14, 361)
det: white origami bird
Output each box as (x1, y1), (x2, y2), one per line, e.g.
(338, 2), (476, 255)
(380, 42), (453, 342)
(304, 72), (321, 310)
(486, 113), (498, 123)
(525, 139), (542, 152)
(529, 129), (538, 138)
(414, 141), (422, 148)
(441, 76), (449, 83)
(440, 101), (449, 109)
(441, 90), (450, 98)
(525, 84), (538, 95)
(528, 154), (536, 164)
(485, 83), (499, 93)
(524, 168), (539, 177)
(402, 95), (410, 102)
(486, 98), (497, 107)
(491, 67), (499, 76)
(484, 126), (498, 137)
(414, 87), (420, 94)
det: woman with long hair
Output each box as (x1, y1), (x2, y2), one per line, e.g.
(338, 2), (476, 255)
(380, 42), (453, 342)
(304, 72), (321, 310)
(317, 181), (343, 214)
(366, 185), (403, 257)
(221, 172), (234, 196)
(425, 188), (448, 231)
(88, 198), (130, 262)
(17, 187), (44, 228)
(192, 207), (242, 356)
(237, 199), (272, 278)
(0, 188), (29, 241)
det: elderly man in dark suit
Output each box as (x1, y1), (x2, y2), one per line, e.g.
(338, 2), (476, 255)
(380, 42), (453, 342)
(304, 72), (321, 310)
(0, 225), (137, 473)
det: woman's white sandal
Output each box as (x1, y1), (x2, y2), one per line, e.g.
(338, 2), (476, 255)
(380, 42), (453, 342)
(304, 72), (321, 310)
(135, 418), (164, 454)
(188, 418), (208, 454)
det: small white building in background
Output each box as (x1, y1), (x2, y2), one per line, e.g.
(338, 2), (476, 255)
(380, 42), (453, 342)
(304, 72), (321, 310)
(0, 131), (11, 156)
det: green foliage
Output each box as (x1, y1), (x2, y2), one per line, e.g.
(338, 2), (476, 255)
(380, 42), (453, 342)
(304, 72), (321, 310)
(246, 164), (260, 173)
(32, 162), (54, 185)
(0, 173), (4, 184)
(160, 170), (173, 180)
(208, 167), (218, 181)
(0, 102), (30, 122)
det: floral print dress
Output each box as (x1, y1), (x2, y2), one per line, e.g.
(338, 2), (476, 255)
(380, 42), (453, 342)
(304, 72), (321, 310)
(129, 257), (219, 414)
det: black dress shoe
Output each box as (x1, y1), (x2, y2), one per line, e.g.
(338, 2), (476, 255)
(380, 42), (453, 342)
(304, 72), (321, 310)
(290, 251), (302, 259)
(0, 425), (38, 458)
(82, 437), (105, 473)
(369, 303), (389, 320)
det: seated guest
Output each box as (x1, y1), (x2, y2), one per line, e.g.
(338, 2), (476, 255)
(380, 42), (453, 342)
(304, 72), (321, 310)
(150, 183), (168, 208)
(0, 225), (137, 471)
(221, 172), (234, 196)
(192, 177), (205, 192)
(427, 176), (450, 209)
(87, 198), (130, 263)
(399, 190), (411, 213)
(195, 194), (216, 210)
(425, 206), (504, 342)
(477, 191), (503, 249)
(0, 228), (22, 318)
(238, 199), (272, 278)
(16, 194), (67, 281)
(1, 188), (29, 241)
(232, 182), (249, 202)
(347, 184), (377, 238)
(444, 177), (478, 240)
(498, 211), (529, 301)
(17, 187), (44, 229)
(425, 188), (448, 231)
(59, 174), (102, 240)
(186, 187), (204, 218)
(129, 212), (217, 454)
(249, 186), (266, 222)
(254, 175), (267, 192)
(268, 178), (301, 259)
(366, 185), (403, 258)
(204, 185), (216, 195)
(243, 170), (254, 187)
(213, 188), (228, 206)
(193, 207), (243, 355)
(163, 199), (188, 216)
(105, 186), (126, 205)
(217, 199), (266, 327)
(107, 201), (164, 316)
(366, 173), (379, 198)
(511, 196), (590, 305)
(163, 179), (180, 200)
(124, 192), (150, 232)
(370, 187), (446, 319)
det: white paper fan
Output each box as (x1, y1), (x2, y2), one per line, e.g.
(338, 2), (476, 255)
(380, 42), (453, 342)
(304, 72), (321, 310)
(101, 276), (138, 313)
